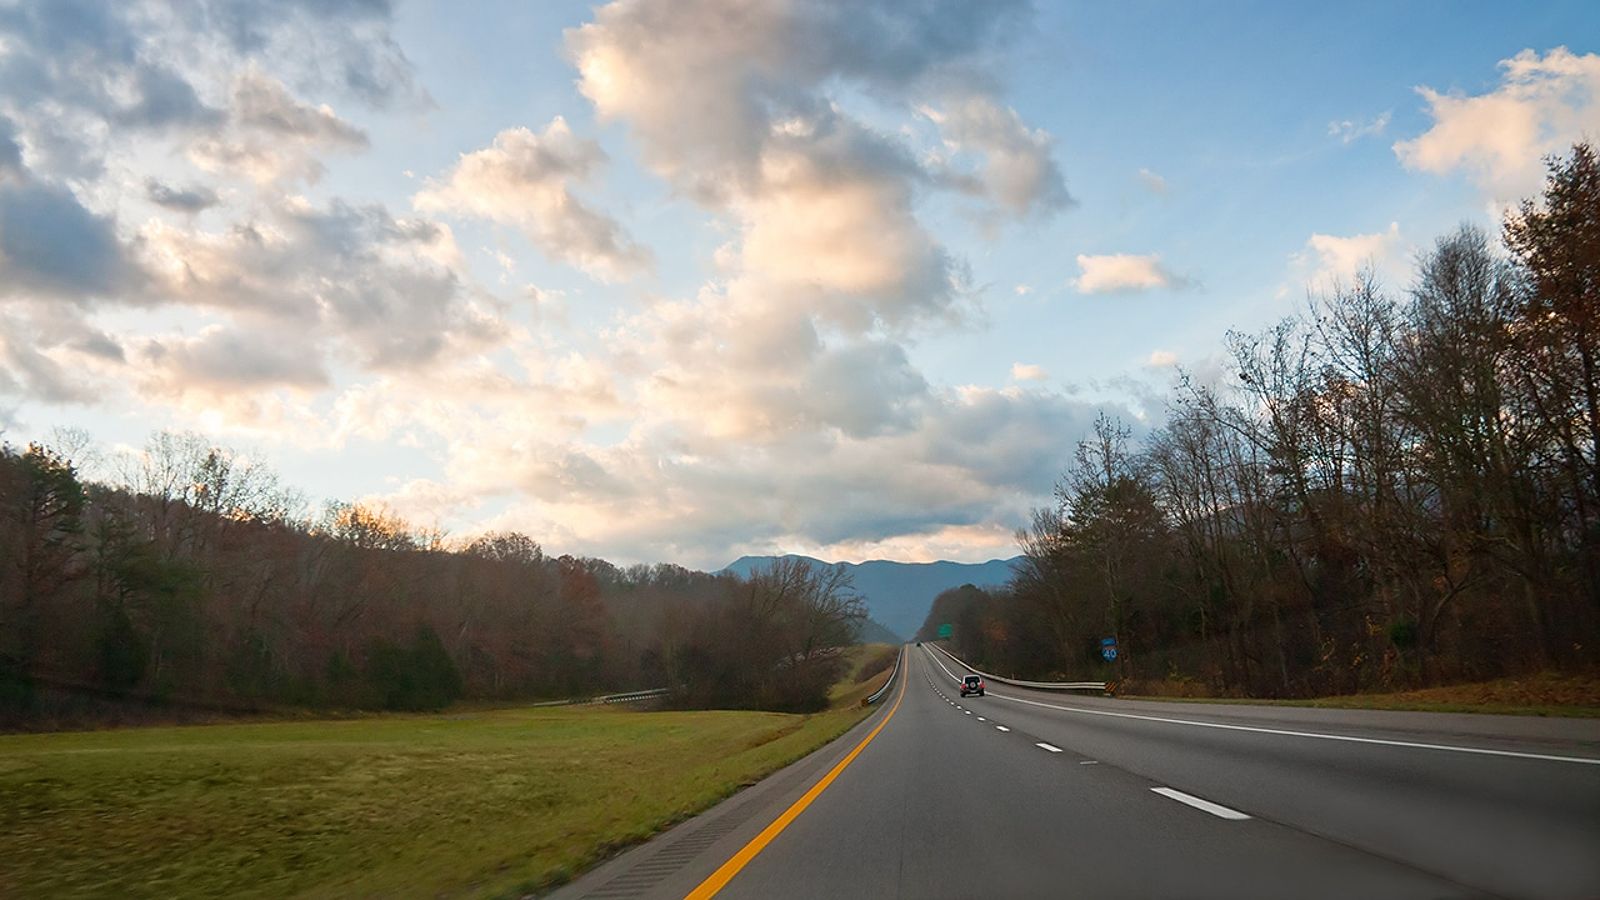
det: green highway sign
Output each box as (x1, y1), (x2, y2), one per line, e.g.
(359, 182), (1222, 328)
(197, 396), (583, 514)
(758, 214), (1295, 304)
(937, 623), (953, 639)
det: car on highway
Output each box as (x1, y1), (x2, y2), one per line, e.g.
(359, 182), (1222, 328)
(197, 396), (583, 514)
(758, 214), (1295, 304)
(960, 674), (985, 697)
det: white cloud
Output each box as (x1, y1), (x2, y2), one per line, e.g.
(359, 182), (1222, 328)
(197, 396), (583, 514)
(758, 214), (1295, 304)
(397, 383), (1131, 567)
(1010, 362), (1047, 382)
(1074, 253), (1190, 294)
(924, 94), (1072, 219)
(1137, 167), (1168, 193)
(1394, 47), (1600, 201)
(136, 197), (505, 378)
(1297, 221), (1404, 289)
(1145, 350), (1178, 368)
(414, 119), (651, 281)
(566, 0), (1057, 333)
(1327, 111), (1391, 144)
(1013, 283), (1032, 296)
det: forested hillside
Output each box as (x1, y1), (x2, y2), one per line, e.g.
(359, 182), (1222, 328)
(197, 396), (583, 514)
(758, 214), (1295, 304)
(920, 144), (1599, 697)
(0, 441), (863, 727)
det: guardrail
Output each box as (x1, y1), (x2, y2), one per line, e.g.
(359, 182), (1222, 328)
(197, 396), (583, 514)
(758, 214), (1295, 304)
(598, 687), (673, 705)
(926, 642), (1108, 694)
(530, 687), (672, 708)
(864, 645), (903, 705)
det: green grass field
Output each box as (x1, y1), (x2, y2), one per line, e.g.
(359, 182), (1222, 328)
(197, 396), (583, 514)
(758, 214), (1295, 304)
(0, 656), (896, 898)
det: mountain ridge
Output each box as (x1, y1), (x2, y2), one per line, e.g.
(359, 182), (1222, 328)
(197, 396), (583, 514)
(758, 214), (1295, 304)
(722, 554), (1023, 640)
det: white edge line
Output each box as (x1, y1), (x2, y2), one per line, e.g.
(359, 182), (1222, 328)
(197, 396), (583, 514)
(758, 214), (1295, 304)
(918, 645), (1600, 767)
(1152, 787), (1251, 820)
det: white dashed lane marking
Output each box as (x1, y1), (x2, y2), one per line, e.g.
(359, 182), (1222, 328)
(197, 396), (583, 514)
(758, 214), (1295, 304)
(1036, 743), (1063, 753)
(1151, 787), (1251, 820)
(995, 726), (1009, 732)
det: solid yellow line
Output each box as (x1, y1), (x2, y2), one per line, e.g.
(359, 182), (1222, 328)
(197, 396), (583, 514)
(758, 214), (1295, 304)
(683, 648), (909, 900)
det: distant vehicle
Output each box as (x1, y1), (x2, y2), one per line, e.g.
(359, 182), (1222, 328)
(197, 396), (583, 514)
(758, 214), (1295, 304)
(960, 674), (985, 697)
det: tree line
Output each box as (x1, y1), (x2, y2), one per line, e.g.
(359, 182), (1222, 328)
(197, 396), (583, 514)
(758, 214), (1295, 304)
(920, 144), (1599, 697)
(0, 435), (864, 728)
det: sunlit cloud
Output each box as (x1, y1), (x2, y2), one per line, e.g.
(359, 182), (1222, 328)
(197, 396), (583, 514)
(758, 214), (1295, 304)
(1073, 253), (1191, 294)
(414, 118), (651, 281)
(1294, 221), (1406, 290)
(1395, 47), (1600, 201)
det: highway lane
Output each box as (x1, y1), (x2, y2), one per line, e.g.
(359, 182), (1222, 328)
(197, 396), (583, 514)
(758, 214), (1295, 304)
(554, 646), (1600, 899)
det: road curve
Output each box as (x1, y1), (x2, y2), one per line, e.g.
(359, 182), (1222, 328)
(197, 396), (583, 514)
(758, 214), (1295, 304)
(553, 645), (1600, 899)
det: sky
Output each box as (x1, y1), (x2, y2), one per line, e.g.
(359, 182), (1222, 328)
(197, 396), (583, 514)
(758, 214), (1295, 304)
(1, 0), (1596, 569)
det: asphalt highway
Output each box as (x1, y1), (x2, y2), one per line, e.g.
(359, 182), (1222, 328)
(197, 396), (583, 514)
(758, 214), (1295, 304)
(554, 645), (1600, 899)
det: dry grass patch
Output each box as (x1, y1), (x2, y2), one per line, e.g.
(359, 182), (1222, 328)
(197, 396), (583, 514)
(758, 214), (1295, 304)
(1131, 672), (1600, 717)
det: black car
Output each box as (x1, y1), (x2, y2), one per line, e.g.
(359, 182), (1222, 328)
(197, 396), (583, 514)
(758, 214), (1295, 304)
(960, 674), (985, 697)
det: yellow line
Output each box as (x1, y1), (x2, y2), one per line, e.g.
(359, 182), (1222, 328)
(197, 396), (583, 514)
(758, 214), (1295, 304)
(683, 647), (909, 899)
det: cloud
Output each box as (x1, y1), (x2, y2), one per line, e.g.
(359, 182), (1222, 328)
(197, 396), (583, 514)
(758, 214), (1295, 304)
(1297, 222), (1403, 288)
(566, 0), (1051, 331)
(0, 116), (20, 177)
(232, 70), (368, 145)
(145, 178), (220, 213)
(925, 94), (1072, 218)
(189, 71), (369, 185)
(1327, 111), (1391, 144)
(0, 303), (120, 404)
(140, 197), (503, 372)
(732, 111), (963, 330)
(386, 383), (1130, 568)
(1137, 167), (1168, 193)
(1010, 362), (1047, 381)
(1073, 253), (1191, 294)
(0, 0), (414, 185)
(1394, 47), (1600, 201)
(1145, 350), (1178, 368)
(415, 118), (651, 281)
(567, 0), (1032, 200)
(135, 325), (330, 397)
(612, 294), (931, 443)
(0, 179), (139, 300)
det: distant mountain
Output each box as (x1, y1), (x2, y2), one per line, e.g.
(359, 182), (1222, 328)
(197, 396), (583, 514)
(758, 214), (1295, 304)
(854, 617), (902, 645)
(722, 555), (1023, 640)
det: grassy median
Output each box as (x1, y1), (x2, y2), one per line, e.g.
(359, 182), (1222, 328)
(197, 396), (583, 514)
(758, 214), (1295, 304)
(0, 663), (894, 898)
